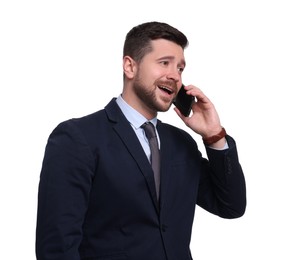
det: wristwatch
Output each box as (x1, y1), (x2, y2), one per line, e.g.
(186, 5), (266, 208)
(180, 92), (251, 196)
(202, 127), (226, 146)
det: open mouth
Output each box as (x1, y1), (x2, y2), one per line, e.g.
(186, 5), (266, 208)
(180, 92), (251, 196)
(158, 85), (174, 95)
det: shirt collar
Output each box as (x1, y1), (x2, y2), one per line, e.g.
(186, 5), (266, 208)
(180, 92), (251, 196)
(116, 95), (157, 129)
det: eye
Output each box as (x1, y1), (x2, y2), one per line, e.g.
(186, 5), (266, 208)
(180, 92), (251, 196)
(178, 67), (184, 73)
(160, 60), (169, 66)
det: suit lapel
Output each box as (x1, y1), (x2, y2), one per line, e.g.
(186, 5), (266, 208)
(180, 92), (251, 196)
(156, 122), (172, 212)
(105, 99), (160, 212)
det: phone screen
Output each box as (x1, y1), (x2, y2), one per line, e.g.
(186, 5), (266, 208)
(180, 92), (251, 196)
(173, 85), (195, 117)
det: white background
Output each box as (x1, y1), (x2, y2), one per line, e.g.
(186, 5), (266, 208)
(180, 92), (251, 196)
(1, 0), (283, 259)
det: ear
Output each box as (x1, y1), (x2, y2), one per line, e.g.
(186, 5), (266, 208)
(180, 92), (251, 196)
(123, 56), (137, 79)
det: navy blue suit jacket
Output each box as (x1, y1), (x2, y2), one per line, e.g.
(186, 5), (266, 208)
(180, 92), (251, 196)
(36, 98), (246, 260)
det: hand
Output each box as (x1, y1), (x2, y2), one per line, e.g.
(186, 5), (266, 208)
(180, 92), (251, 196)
(174, 85), (223, 139)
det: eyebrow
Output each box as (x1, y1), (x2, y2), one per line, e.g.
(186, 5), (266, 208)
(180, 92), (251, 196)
(157, 56), (186, 67)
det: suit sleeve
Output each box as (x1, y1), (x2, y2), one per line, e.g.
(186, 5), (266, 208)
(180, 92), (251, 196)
(197, 135), (246, 218)
(36, 120), (95, 260)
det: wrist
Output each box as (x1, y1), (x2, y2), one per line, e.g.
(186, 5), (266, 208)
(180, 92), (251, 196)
(202, 127), (227, 146)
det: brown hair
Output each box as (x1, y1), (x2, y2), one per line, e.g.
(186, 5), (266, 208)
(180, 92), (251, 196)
(123, 21), (188, 63)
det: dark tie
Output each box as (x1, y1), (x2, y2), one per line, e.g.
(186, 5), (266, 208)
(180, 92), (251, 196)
(142, 122), (160, 200)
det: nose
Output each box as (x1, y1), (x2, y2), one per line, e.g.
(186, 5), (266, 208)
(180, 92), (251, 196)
(166, 67), (181, 85)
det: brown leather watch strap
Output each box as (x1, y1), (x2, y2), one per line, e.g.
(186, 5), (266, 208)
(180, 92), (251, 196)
(202, 127), (226, 146)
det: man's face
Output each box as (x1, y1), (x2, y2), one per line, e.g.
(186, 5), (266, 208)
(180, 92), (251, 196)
(133, 39), (185, 115)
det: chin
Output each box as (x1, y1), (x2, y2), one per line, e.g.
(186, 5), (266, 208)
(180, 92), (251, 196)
(158, 104), (171, 112)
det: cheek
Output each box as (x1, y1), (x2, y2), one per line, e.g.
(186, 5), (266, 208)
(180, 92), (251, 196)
(138, 62), (165, 84)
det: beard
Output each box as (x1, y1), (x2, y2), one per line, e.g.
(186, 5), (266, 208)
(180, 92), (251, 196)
(132, 74), (173, 113)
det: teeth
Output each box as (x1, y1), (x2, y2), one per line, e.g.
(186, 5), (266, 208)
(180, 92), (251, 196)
(159, 85), (173, 93)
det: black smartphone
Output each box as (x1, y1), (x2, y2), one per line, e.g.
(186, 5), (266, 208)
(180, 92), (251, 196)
(173, 85), (195, 117)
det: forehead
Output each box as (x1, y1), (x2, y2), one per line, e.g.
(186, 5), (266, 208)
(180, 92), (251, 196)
(147, 39), (185, 61)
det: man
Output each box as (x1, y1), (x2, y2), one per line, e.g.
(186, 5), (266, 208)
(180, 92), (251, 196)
(36, 21), (246, 260)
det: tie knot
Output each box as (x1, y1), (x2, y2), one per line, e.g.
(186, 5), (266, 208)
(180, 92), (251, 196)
(142, 122), (156, 140)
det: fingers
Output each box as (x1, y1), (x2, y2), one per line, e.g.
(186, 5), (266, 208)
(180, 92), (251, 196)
(183, 84), (210, 104)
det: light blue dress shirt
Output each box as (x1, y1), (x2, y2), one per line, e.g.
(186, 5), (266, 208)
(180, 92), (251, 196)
(116, 95), (160, 162)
